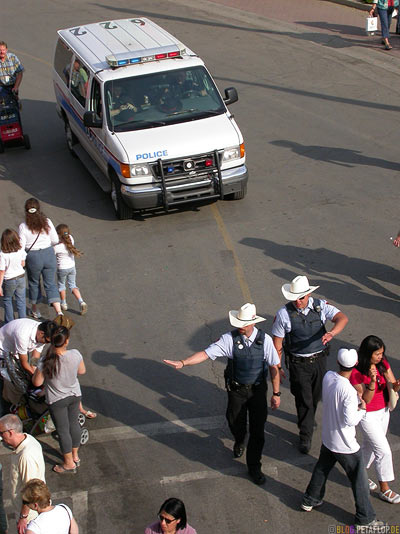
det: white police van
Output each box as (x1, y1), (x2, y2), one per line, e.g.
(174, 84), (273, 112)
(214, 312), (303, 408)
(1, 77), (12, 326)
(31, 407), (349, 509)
(53, 18), (248, 219)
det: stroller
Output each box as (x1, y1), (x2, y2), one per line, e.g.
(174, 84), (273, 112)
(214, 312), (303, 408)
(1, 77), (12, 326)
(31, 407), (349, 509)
(0, 86), (30, 153)
(3, 351), (89, 445)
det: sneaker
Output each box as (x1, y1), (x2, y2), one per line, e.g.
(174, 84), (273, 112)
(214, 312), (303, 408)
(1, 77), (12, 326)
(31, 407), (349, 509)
(379, 489), (400, 503)
(299, 438), (311, 454)
(80, 302), (88, 315)
(368, 479), (378, 491)
(355, 519), (386, 532)
(248, 469), (266, 485)
(233, 442), (244, 458)
(301, 500), (323, 512)
(29, 309), (42, 320)
(61, 302), (68, 311)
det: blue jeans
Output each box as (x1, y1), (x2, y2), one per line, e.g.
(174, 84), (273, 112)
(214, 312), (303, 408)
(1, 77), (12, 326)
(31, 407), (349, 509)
(303, 444), (375, 526)
(2, 275), (26, 323)
(57, 266), (77, 292)
(378, 7), (394, 39)
(26, 247), (60, 304)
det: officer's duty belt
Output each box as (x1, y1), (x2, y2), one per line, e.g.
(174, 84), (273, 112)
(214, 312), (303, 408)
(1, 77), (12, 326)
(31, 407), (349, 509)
(230, 380), (262, 390)
(288, 351), (326, 364)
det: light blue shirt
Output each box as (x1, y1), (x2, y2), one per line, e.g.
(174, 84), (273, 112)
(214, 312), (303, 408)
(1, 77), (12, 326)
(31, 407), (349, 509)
(205, 327), (279, 365)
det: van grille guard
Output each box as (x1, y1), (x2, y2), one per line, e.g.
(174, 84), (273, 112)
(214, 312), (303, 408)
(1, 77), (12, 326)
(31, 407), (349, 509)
(155, 150), (224, 212)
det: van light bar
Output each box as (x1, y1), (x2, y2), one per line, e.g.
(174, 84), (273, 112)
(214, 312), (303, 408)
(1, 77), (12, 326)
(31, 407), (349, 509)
(106, 44), (185, 68)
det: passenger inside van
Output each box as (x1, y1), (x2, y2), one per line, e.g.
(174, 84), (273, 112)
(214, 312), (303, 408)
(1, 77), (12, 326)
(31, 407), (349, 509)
(71, 60), (88, 105)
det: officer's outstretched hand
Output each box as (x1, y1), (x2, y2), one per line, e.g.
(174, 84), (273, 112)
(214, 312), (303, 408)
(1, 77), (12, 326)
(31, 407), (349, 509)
(164, 359), (184, 369)
(270, 395), (280, 410)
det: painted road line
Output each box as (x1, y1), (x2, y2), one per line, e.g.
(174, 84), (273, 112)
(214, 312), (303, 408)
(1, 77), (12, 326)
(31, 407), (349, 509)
(161, 464), (278, 484)
(210, 204), (252, 302)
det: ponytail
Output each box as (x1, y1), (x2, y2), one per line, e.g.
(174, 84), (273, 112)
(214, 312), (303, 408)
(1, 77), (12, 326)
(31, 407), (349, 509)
(42, 326), (70, 379)
(56, 224), (82, 257)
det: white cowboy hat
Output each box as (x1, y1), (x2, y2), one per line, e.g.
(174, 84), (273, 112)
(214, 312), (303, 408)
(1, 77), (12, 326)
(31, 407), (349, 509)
(281, 275), (319, 301)
(229, 303), (266, 328)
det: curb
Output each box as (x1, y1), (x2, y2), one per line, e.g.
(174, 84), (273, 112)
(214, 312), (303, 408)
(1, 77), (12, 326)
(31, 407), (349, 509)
(323, 0), (370, 11)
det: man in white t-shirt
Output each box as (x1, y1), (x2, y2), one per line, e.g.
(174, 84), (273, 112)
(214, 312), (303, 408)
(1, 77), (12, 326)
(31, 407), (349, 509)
(301, 349), (384, 531)
(0, 319), (56, 410)
(0, 414), (45, 534)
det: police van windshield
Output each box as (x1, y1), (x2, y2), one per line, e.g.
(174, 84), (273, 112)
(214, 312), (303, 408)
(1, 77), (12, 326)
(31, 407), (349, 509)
(105, 66), (225, 132)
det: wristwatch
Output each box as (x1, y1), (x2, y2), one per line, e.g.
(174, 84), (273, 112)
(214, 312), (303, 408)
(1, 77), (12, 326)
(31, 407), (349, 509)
(272, 391), (281, 397)
(19, 514), (28, 519)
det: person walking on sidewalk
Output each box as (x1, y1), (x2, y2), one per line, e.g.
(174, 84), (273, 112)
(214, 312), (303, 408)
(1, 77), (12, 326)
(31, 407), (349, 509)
(164, 303), (281, 485)
(0, 229), (27, 323)
(272, 275), (348, 454)
(370, 0), (399, 50)
(301, 349), (384, 532)
(54, 224), (87, 315)
(18, 198), (63, 320)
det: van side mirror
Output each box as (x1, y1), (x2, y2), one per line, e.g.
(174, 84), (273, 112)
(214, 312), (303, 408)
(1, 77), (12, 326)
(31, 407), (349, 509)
(83, 111), (102, 128)
(223, 87), (238, 106)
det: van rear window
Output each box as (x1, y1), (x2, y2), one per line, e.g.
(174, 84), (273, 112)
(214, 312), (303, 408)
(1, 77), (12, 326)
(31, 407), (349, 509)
(105, 66), (225, 132)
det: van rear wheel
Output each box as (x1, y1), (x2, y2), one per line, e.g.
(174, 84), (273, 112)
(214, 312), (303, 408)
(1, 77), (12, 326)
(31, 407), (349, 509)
(110, 173), (133, 220)
(65, 122), (78, 157)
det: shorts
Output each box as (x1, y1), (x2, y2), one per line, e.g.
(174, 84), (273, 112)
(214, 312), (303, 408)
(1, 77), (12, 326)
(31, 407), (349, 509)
(57, 267), (78, 292)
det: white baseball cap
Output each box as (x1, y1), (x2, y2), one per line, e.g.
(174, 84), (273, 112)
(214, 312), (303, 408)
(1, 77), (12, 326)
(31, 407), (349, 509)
(337, 348), (358, 368)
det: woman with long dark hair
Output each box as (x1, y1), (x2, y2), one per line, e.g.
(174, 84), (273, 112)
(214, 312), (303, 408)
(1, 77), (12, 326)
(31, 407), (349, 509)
(18, 198), (62, 319)
(145, 498), (197, 534)
(350, 335), (400, 503)
(32, 326), (85, 473)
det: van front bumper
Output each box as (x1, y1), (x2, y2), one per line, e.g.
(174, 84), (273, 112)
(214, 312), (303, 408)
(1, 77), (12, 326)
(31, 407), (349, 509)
(120, 164), (248, 210)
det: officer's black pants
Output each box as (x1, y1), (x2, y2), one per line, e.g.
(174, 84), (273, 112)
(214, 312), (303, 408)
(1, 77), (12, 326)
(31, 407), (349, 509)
(289, 354), (326, 441)
(226, 381), (268, 472)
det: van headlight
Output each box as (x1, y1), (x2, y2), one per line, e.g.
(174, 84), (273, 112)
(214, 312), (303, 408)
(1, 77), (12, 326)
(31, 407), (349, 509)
(222, 143), (245, 162)
(130, 163), (151, 176)
(120, 163), (152, 179)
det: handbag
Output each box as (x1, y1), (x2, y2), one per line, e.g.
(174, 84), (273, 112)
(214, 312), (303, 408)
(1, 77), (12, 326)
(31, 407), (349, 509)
(366, 16), (378, 34)
(387, 382), (399, 412)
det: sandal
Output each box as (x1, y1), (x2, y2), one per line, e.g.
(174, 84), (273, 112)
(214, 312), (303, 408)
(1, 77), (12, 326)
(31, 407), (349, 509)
(368, 479), (377, 491)
(84, 410), (97, 419)
(379, 489), (400, 503)
(385, 43), (393, 50)
(74, 459), (81, 467)
(52, 464), (76, 474)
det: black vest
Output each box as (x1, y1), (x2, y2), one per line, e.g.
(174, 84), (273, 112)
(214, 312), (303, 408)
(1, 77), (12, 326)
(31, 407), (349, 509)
(284, 299), (326, 355)
(227, 329), (267, 385)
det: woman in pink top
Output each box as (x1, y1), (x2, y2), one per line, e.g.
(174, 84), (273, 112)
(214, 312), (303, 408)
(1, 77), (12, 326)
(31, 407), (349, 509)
(350, 335), (400, 503)
(145, 498), (197, 534)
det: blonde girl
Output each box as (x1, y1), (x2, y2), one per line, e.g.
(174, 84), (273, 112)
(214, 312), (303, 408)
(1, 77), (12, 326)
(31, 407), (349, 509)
(54, 224), (87, 315)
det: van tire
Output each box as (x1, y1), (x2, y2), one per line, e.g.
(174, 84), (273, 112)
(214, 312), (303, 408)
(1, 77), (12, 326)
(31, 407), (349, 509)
(24, 134), (31, 150)
(225, 185), (247, 201)
(110, 173), (133, 220)
(65, 122), (78, 157)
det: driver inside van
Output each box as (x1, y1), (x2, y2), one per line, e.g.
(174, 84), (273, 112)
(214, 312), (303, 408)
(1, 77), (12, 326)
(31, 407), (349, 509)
(109, 84), (137, 120)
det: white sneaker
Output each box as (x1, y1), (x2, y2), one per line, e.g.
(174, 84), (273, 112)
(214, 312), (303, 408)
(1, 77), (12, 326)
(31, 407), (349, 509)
(368, 479), (378, 491)
(356, 519), (386, 532)
(29, 309), (42, 320)
(300, 500), (322, 512)
(61, 302), (68, 311)
(80, 302), (87, 315)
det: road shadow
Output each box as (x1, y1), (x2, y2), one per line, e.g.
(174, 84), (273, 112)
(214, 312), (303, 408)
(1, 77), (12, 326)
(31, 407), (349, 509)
(240, 239), (399, 315)
(270, 140), (400, 171)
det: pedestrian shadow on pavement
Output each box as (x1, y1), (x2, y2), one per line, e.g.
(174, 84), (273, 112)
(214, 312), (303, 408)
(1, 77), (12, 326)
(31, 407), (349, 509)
(239, 239), (400, 315)
(271, 140), (400, 172)
(296, 20), (366, 37)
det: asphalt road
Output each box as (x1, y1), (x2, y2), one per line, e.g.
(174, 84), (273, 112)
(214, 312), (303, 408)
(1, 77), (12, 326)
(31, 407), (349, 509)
(1, 0), (400, 533)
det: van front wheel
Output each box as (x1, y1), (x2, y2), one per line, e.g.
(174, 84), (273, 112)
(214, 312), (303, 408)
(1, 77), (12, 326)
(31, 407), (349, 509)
(110, 174), (133, 220)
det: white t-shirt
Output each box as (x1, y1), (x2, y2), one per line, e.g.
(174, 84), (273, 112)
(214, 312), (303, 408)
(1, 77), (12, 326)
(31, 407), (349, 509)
(321, 371), (365, 454)
(0, 318), (45, 357)
(27, 504), (72, 534)
(0, 248), (26, 279)
(53, 235), (76, 270)
(18, 219), (58, 251)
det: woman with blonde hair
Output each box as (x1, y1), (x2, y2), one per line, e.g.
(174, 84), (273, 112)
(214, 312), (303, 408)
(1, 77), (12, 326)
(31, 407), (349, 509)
(18, 198), (62, 319)
(21, 479), (79, 534)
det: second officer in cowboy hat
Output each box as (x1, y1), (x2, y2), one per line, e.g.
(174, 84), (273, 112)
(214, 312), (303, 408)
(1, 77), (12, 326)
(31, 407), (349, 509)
(164, 303), (280, 485)
(272, 276), (348, 454)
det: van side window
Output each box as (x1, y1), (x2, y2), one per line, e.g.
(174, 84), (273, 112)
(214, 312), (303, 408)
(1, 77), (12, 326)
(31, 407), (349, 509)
(71, 59), (89, 107)
(54, 39), (73, 87)
(90, 78), (102, 118)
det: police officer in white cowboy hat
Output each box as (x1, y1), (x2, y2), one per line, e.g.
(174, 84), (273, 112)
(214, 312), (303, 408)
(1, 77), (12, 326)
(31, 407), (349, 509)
(272, 276), (348, 454)
(164, 303), (281, 485)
